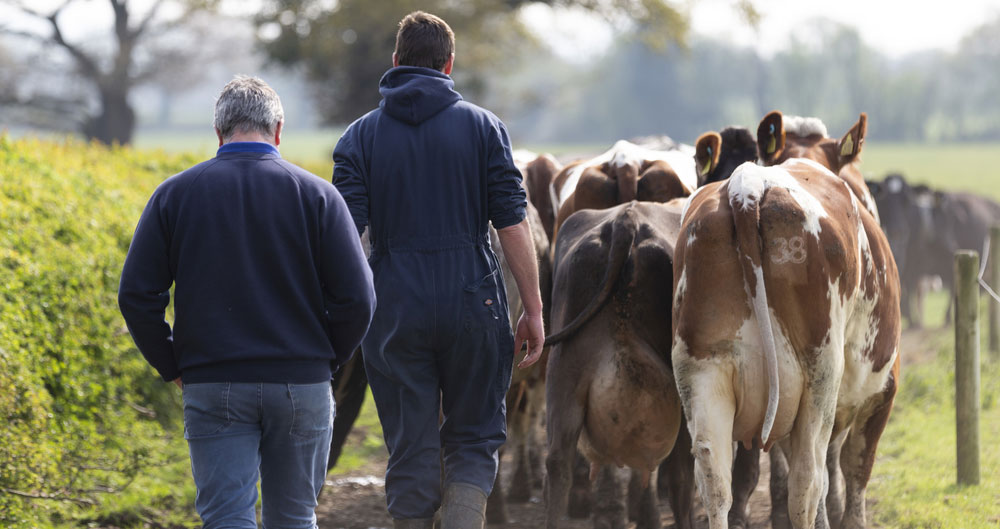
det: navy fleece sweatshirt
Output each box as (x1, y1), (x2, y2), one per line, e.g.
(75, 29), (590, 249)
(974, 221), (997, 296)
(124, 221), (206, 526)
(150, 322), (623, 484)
(118, 142), (376, 384)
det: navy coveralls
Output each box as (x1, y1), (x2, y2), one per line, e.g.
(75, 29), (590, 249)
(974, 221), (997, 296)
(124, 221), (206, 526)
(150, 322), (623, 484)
(332, 66), (528, 520)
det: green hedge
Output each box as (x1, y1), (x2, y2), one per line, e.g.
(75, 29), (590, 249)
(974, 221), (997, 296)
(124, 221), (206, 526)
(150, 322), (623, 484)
(0, 136), (201, 528)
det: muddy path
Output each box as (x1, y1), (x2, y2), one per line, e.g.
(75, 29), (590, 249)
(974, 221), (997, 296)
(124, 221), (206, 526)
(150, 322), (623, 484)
(314, 323), (939, 529)
(316, 441), (776, 529)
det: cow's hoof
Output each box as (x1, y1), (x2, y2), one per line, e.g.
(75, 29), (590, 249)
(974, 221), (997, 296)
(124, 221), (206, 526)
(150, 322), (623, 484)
(507, 487), (531, 503)
(635, 514), (661, 529)
(568, 491), (592, 519)
(592, 514), (628, 529)
(485, 495), (508, 525)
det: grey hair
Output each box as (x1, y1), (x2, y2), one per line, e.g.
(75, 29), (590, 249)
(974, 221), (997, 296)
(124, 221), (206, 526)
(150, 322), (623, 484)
(213, 75), (284, 141)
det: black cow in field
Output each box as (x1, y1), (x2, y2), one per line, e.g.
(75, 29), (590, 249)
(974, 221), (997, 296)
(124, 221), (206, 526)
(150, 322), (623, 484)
(693, 126), (758, 188)
(869, 173), (1000, 327)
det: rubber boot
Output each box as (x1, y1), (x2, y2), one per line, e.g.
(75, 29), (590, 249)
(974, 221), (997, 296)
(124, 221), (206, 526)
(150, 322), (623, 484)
(393, 518), (433, 529)
(440, 482), (487, 529)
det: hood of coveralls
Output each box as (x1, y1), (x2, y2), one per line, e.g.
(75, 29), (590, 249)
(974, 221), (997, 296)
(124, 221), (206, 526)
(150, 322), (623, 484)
(379, 66), (463, 125)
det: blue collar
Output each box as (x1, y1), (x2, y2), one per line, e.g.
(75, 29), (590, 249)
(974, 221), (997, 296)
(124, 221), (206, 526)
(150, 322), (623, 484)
(217, 142), (280, 157)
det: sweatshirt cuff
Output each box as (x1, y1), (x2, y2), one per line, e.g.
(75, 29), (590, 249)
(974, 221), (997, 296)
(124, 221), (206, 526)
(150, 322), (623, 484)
(155, 363), (181, 383)
(491, 206), (527, 230)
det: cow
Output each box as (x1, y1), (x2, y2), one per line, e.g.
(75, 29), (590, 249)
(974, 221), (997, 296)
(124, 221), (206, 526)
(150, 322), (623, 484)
(694, 127), (759, 187)
(514, 151), (563, 242)
(486, 199), (554, 524)
(671, 110), (900, 529)
(544, 201), (693, 529)
(870, 174), (1000, 326)
(549, 140), (698, 240)
(866, 174), (938, 327)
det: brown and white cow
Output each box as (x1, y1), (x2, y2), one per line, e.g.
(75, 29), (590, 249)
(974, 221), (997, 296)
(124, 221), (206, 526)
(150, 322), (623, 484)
(513, 150), (563, 241)
(545, 201), (693, 529)
(671, 111), (900, 529)
(550, 140), (697, 240)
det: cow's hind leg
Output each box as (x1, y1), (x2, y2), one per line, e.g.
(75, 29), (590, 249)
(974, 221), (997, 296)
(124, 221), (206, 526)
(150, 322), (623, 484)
(825, 431), (847, 529)
(593, 465), (628, 529)
(769, 444), (791, 529)
(545, 383), (585, 528)
(682, 368), (736, 529)
(486, 451), (509, 524)
(786, 373), (840, 529)
(728, 444), (760, 529)
(627, 468), (661, 529)
(568, 450), (593, 518)
(660, 421), (695, 529)
(839, 369), (897, 529)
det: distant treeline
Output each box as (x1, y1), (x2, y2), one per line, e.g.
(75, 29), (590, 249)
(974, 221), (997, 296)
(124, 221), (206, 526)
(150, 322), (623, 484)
(496, 17), (1000, 145)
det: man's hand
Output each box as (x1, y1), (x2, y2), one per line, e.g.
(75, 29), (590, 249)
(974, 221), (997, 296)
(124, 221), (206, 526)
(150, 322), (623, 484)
(514, 311), (544, 368)
(172, 377), (183, 389)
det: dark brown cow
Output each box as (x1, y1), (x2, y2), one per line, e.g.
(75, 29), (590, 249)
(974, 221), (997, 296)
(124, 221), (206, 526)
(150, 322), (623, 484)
(550, 140), (697, 240)
(671, 111), (900, 529)
(545, 201), (693, 529)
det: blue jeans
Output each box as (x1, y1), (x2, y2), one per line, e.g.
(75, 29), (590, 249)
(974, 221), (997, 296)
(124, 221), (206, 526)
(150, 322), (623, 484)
(182, 382), (334, 529)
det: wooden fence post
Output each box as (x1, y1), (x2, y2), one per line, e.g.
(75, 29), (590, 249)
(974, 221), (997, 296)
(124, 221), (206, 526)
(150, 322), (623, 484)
(989, 225), (1000, 360)
(955, 250), (980, 486)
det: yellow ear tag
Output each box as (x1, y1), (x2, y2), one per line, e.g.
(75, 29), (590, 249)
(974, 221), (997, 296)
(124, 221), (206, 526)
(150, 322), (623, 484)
(700, 158), (712, 176)
(766, 135), (776, 154)
(841, 133), (854, 156)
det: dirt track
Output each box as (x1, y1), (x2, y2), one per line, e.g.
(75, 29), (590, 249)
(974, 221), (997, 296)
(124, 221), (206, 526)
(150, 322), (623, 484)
(314, 324), (944, 529)
(316, 443), (776, 529)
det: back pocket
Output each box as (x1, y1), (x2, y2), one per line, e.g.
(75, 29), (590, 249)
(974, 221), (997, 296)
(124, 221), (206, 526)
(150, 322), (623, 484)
(182, 383), (232, 439)
(463, 269), (504, 331)
(288, 383), (334, 439)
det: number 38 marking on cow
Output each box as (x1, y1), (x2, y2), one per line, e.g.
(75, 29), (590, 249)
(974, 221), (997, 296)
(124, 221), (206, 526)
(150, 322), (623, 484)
(771, 236), (807, 264)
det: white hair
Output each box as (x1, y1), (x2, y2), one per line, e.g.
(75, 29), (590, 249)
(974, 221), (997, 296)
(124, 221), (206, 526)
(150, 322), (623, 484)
(213, 75), (284, 141)
(782, 115), (828, 138)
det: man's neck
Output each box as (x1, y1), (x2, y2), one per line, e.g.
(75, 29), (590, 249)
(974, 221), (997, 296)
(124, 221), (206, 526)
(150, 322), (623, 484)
(225, 133), (274, 145)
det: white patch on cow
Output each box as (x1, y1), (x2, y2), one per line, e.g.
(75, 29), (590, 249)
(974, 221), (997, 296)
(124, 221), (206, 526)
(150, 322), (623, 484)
(783, 115), (829, 138)
(610, 150), (637, 169)
(681, 184), (709, 224)
(555, 140), (697, 209)
(512, 148), (538, 169)
(861, 189), (881, 224)
(839, 288), (896, 418)
(687, 232), (697, 247)
(858, 215), (873, 277)
(886, 177), (903, 194)
(786, 157), (837, 179)
(729, 162), (829, 237)
(674, 269), (687, 306)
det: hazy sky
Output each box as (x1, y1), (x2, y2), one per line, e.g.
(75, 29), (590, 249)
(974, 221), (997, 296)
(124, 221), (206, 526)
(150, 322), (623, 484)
(523, 0), (1000, 61)
(4, 0), (999, 62)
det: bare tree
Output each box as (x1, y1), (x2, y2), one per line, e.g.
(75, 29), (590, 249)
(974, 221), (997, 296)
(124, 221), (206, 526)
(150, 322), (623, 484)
(0, 0), (219, 144)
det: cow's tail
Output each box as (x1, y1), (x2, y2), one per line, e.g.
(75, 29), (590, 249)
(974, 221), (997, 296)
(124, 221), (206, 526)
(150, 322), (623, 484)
(617, 163), (639, 203)
(729, 174), (780, 446)
(543, 206), (637, 347)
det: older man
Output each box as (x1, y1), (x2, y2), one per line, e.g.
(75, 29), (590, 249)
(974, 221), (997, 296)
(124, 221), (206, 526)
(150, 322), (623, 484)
(333, 11), (544, 529)
(119, 76), (376, 529)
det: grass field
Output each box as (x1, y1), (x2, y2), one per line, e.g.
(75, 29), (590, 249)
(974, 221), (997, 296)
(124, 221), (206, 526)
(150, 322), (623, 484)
(133, 128), (1000, 200)
(861, 142), (1000, 201)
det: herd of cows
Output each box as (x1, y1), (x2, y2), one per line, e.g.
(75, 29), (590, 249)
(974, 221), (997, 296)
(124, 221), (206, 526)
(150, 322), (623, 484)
(326, 110), (1000, 529)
